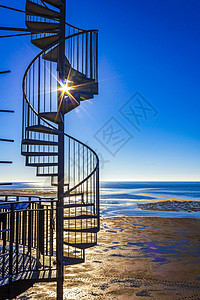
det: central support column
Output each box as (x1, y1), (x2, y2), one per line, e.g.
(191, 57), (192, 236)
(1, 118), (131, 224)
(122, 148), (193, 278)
(57, 119), (64, 300)
(57, 0), (66, 299)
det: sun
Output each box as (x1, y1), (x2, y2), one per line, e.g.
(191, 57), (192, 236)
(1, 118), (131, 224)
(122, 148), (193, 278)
(59, 80), (72, 94)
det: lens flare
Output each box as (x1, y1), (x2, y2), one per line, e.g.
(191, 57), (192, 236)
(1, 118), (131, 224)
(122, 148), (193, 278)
(59, 80), (72, 94)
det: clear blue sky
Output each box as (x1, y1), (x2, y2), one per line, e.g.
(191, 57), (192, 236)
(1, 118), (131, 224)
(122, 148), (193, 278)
(0, 0), (200, 182)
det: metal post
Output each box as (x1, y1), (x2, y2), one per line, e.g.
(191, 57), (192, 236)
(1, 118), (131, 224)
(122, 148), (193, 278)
(9, 204), (14, 300)
(57, 1), (66, 299)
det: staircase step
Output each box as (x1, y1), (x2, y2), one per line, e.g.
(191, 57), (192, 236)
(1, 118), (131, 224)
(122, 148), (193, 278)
(27, 125), (60, 135)
(37, 172), (58, 177)
(26, 1), (60, 19)
(61, 96), (80, 114)
(43, 48), (92, 84)
(26, 162), (58, 167)
(43, 0), (61, 9)
(21, 151), (58, 156)
(65, 192), (84, 197)
(51, 176), (69, 187)
(79, 92), (94, 101)
(52, 183), (69, 186)
(63, 203), (94, 208)
(22, 139), (58, 146)
(65, 63), (91, 84)
(25, 21), (60, 33)
(63, 241), (97, 249)
(64, 228), (98, 233)
(32, 34), (59, 50)
(63, 214), (98, 220)
(63, 90), (94, 102)
(62, 255), (84, 266)
(74, 81), (98, 93)
(42, 45), (59, 62)
(43, 47), (97, 93)
(39, 112), (63, 124)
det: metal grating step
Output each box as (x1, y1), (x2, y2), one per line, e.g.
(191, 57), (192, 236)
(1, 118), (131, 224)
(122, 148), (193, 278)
(26, 162), (58, 167)
(63, 214), (98, 220)
(26, 0), (60, 19)
(37, 172), (58, 177)
(31, 34), (59, 50)
(43, 0), (61, 9)
(25, 21), (60, 33)
(63, 203), (94, 208)
(51, 177), (69, 187)
(66, 192), (84, 197)
(22, 139), (58, 146)
(62, 255), (84, 266)
(26, 125), (60, 135)
(63, 241), (97, 249)
(21, 151), (58, 156)
(39, 112), (63, 124)
(61, 96), (80, 114)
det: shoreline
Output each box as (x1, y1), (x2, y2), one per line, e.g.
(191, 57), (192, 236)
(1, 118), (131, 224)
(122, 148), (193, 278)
(1, 188), (200, 219)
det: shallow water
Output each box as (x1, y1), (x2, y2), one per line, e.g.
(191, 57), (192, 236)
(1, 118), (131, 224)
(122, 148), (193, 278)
(100, 181), (200, 218)
(0, 181), (200, 218)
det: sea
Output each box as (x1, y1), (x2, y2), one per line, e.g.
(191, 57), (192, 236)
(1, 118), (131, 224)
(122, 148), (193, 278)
(0, 181), (200, 219)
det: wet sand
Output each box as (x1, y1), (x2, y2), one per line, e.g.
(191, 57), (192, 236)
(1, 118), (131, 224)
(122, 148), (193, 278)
(16, 216), (200, 299)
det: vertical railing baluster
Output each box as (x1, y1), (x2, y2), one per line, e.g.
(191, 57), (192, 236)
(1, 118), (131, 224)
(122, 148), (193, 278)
(16, 197), (19, 274)
(70, 35), (72, 64)
(90, 32), (93, 78)
(82, 34), (84, 74)
(74, 140), (75, 186)
(68, 139), (70, 185)
(50, 61), (52, 112)
(78, 143), (80, 192)
(46, 206), (48, 256)
(38, 57), (41, 124)
(27, 73), (30, 135)
(33, 60), (35, 125)
(29, 70), (31, 125)
(50, 201), (53, 258)
(2, 212), (6, 278)
(44, 58), (46, 112)
(96, 167), (100, 230)
(77, 35), (79, 71)
(86, 33), (88, 76)
(96, 32), (98, 82)
(28, 197), (32, 270)
(36, 203), (40, 266)
(9, 204), (14, 291)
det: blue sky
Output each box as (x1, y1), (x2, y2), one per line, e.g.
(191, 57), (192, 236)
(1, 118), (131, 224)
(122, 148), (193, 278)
(0, 0), (200, 182)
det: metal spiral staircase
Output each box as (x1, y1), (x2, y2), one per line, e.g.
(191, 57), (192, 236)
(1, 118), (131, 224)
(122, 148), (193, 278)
(20, 0), (99, 297)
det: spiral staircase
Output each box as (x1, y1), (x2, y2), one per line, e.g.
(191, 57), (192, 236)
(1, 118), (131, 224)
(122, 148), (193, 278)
(21, 0), (99, 286)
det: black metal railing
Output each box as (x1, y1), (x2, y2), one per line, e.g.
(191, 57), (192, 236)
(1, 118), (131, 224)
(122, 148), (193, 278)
(0, 195), (57, 286)
(21, 30), (99, 208)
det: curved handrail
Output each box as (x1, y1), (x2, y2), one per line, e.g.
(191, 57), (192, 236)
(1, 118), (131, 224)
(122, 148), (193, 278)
(23, 29), (98, 85)
(22, 29), (99, 196)
(65, 22), (84, 32)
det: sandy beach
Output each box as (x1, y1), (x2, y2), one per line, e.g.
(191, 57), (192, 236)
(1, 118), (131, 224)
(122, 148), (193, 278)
(14, 215), (200, 299)
(1, 184), (200, 299)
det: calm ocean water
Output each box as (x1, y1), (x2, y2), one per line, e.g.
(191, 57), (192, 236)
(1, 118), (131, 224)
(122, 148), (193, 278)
(0, 181), (200, 218)
(100, 182), (200, 218)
